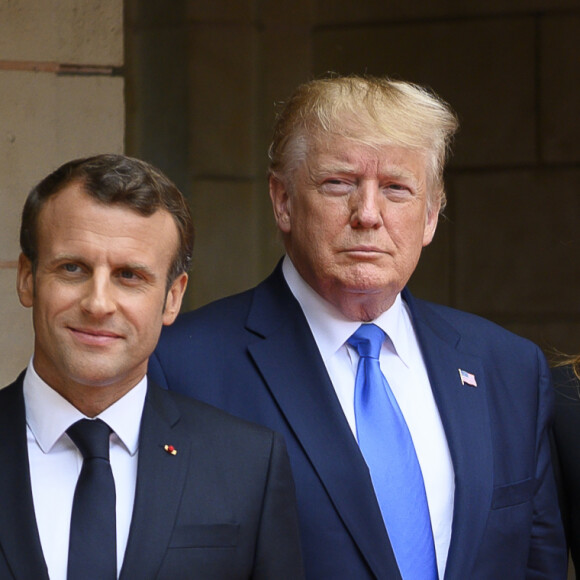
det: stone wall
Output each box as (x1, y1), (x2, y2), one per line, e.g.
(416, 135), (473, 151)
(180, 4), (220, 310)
(127, 0), (580, 359)
(0, 0), (124, 385)
(3, 1), (576, 379)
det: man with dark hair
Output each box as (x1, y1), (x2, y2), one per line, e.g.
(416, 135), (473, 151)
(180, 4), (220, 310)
(150, 77), (567, 579)
(0, 154), (303, 580)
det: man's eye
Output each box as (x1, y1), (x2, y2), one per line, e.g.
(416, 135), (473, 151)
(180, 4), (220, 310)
(63, 263), (80, 273)
(120, 270), (137, 279)
(320, 179), (352, 195)
(387, 183), (409, 191)
(385, 184), (412, 196)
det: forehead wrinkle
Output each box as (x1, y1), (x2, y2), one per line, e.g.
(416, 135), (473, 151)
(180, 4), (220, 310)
(306, 150), (375, 182)
(313, 136), (424, 169)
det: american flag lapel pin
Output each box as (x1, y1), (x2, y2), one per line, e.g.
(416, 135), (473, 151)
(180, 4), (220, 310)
(458, 368), (477, 387)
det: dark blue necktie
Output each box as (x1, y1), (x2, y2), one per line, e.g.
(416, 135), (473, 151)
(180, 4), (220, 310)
(67, 418), (117, 580)
(348, 324), (437, 580)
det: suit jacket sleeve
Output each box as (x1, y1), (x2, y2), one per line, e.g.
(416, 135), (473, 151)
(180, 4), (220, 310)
(252, 432), (305, 579)
(526, 350), (568, 578)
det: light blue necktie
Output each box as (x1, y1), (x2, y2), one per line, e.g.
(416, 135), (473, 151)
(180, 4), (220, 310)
(348, 324), (437, 580)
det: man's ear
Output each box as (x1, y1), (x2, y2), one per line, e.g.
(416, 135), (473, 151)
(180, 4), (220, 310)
(162, 272), (188, 326)
(422, 200), (440, 248)
(269, 175), (292, 234)
(17, 253), (34, 308)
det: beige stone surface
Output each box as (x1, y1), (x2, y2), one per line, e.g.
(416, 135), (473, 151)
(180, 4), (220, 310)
(260, 28), (314, 144)
(451, 169), (580, 315)
(187, 179), (260, 308)
(258, 27), (314, 271)
(126, 26), (190, 191)
(0, 0), (122, 65)
(122, 0), (580, 375)
(0, 71), (124, 261)
(189, 25), (258, 178)
(313, 18), (536, 168)
(541, 14), (580, 163)
(0, 0), (124, 389)
(126, 0), (188, 27)
(0, 267), (33, 387)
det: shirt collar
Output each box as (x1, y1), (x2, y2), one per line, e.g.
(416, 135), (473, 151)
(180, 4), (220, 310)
(282, 255), (415, 366)
(23, 361), (146, 456)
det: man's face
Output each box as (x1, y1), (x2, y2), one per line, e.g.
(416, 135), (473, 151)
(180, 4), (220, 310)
(17, 182), (187, 406)
(270, 134), (439, 321)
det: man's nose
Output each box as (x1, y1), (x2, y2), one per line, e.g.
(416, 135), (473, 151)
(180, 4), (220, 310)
(79, 274), (116, 317)
(350, 182), (383, 229)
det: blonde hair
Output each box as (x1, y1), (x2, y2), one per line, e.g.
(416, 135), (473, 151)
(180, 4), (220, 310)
(268, 75), (459, 212)
(553, 353), (580, 379)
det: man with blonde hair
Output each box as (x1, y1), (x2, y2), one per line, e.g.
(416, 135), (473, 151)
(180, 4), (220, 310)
(151, 76), (567, 579)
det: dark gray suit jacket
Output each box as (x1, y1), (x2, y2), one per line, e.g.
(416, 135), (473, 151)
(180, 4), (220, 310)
(0, 374), (304, 579)
(551, 364), (580, 574)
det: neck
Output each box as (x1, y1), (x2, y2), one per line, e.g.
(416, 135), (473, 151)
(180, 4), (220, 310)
(331, 293), (396, 322)
(46, 378), (140, 417)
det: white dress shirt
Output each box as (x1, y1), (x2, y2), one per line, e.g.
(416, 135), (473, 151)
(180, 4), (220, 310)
(24, 362), (146, 580)
(282, 256), (455, 578)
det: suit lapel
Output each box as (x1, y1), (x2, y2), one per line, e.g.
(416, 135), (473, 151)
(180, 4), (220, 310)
(247, 269), (496, 578)
(246, 267), (401, 579)
(120, 383), (191, 579)
(405, 291), (494, 579)
(0, 376), (50, 580)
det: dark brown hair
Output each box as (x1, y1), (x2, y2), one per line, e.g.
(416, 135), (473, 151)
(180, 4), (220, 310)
(20, 154), (194, 287)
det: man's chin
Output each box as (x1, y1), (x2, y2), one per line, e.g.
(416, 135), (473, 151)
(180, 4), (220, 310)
(338, 271), (399, 296)
(66, 362), (128, 389)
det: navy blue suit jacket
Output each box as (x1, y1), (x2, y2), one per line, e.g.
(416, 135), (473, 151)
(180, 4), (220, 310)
(150, 263), (567, 579)
(0, 374), (303, 579)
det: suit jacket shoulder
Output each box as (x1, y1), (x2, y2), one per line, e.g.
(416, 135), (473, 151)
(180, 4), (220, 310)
(405, 291), (543, 355)
(122, 382), (304, 579)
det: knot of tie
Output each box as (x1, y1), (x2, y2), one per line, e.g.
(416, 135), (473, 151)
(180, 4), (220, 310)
(347, 323), (386, 360)
(67, 418), (111, 461)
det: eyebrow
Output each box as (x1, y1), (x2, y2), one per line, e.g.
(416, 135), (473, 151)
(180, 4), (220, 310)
(312, 164), (418, 183)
